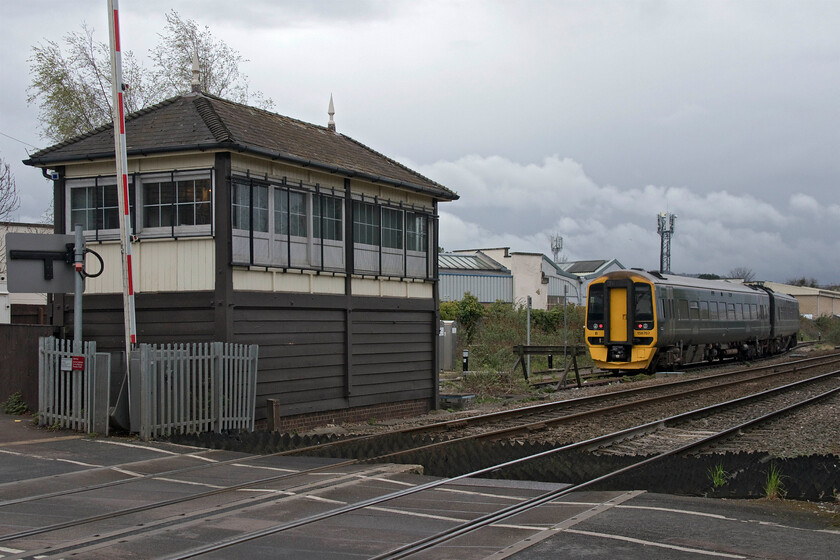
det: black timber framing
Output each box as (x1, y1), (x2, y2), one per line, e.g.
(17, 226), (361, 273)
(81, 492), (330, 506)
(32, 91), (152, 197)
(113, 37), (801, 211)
(344, 178), (354, 399)
(432, 200), (440, 409)
(214, 153), (234, 341)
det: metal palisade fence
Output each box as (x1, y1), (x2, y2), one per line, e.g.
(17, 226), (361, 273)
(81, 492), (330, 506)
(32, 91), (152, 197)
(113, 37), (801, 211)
(38, 337), (110, 434)
(134, 342), (259, 440)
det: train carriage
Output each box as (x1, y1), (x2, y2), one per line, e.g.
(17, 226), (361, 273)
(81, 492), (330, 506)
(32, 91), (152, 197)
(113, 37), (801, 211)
(585, 270), (798, 372)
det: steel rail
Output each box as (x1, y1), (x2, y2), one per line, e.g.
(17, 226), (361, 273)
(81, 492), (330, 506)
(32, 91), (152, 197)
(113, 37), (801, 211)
(0, 456), (359, 544)
(157, 369), (840, 560)
(370, 380), (840, 559)
(334, 355), (840, 461)
(277, 352), (840, 460)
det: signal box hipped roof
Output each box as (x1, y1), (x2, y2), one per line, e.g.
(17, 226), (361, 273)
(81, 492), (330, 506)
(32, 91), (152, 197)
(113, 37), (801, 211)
(24, 92), (458, 201)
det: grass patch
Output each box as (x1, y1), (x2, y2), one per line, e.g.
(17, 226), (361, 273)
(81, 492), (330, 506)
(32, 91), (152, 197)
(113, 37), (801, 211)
(764, 463), (787, 500)
(707, 463), (729, 488)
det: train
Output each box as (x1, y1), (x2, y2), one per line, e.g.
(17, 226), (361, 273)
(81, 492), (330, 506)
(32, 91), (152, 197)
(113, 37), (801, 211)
(584, 270), (799, 372)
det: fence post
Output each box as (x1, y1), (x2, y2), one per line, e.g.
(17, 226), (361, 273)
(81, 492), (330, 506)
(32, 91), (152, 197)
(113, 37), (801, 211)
(212, 342), (223, 433)
(138, 345), (151, 440)
(38, 337), (46, 427)
(248, 344), (259, 432)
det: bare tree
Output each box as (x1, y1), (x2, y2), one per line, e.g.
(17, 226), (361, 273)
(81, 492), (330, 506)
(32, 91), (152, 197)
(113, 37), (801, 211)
(28, 12), (272, 144)
(1, 157), (21, 274)
(729, 266), (756, 282)
(149, 10), (273, 109)
(0, 158), (20, 222)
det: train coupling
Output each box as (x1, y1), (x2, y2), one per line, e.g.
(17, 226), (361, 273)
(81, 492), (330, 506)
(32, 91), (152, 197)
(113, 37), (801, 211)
(608, 345), (630, 362)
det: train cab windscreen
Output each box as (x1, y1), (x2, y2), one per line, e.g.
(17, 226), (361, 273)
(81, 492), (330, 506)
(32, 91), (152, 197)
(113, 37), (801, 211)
(587, 284), (605, 329)
(633, 283), (653, 324)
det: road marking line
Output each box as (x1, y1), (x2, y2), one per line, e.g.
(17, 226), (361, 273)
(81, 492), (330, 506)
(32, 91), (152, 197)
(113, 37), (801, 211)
(564, 529), (747, 558)
(0, 435), (83, 447)
(232, 463), (299, 473)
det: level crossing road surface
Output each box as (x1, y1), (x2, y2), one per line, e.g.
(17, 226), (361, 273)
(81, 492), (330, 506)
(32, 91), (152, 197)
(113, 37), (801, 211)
(0, 413), (837, 559)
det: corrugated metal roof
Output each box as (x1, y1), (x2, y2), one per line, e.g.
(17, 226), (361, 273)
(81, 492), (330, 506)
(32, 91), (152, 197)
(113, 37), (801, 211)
(438, 253), (506, 272)
(564, 260), (607, 274)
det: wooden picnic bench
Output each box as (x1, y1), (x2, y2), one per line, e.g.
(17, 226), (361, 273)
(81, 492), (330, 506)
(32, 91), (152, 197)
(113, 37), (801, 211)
(511, 344), (587, 388)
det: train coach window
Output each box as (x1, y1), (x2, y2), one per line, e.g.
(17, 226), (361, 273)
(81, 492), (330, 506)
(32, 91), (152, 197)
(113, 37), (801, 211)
(658, 299), (666, 320)
(751, 304), (758, 319)
(689, 301), (700, 320)
(587, 284), (605, 326)
(710, 302), (719, 320)
(678, 299), (689, 319)
(727, 303), (735, 319)
(700, 301), (709, 319)
(736, 304), (743, 320)
(633, 283), (654, 321)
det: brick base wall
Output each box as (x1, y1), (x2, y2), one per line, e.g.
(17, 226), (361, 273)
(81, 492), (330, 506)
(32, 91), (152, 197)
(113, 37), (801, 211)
(260, 399), (431, 433)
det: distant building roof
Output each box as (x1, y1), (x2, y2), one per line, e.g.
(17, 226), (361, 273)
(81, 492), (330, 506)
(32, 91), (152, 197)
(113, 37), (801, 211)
(24, 92), (458, 202)
(439, 252), (508, 273)
(563, 260), (607, 274)
(560, 259), (625, 277)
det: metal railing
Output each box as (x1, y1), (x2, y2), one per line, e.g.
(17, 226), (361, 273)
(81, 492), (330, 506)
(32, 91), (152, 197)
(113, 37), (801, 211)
(133, 342), (259, 440)
(38, 337), (109, 434)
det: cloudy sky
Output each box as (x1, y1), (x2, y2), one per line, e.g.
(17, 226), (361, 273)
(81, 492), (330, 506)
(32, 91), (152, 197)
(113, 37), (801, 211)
(1, 1), (838, 284)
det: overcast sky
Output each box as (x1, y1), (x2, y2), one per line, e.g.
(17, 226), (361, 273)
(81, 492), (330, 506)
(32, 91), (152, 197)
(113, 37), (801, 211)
(1, 1), (838, 284)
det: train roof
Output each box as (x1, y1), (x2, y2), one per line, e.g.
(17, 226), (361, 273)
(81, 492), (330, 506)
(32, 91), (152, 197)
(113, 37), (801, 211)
(595, 270), (768, 295)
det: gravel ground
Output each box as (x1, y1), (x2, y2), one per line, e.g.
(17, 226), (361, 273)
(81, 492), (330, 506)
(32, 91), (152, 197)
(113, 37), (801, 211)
(329, 346), (840, 458)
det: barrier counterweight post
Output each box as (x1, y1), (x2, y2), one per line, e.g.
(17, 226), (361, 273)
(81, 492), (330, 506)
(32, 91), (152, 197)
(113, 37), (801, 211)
(107, 0), (138, 376)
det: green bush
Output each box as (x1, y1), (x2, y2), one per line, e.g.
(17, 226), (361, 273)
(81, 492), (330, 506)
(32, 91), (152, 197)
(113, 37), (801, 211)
(439, 300), (458, 321)
(466, 301), (586, 374)
(1, 392), (29, 415)
(814, 316), (840, 345)
(456, 292), (485, 345)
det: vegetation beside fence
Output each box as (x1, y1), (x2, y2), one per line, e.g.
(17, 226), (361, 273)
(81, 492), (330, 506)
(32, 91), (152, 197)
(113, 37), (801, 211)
(441, 294), (589, 400)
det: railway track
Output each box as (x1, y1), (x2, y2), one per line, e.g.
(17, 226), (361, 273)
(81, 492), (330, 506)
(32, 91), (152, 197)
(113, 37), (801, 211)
(5, 352), (831, 513)
(0, 356), (837, 558)
(2, 366), (833, 558)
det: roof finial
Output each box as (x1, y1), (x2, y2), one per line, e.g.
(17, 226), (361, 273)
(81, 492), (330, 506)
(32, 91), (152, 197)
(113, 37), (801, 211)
(327, 93), (336, 132)
(191, 52), (201, 93)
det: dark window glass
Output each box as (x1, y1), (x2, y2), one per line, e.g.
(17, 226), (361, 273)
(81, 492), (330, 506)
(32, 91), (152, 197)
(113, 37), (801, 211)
(633, 283), (653, 321)
(587, 284), (605, 325)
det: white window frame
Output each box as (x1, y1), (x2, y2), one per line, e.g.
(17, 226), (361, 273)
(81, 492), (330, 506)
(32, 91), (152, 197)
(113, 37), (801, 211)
(138, 171), (214, 238)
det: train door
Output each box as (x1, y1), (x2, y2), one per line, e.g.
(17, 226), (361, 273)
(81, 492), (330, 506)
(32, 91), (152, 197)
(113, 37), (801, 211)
(609, 288), (628, 342)
(604, 278), (633, 361)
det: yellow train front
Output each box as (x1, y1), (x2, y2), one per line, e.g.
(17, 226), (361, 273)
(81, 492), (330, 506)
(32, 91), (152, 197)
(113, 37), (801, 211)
(585, 270), (797, 373)
(585, 270), (658, 371)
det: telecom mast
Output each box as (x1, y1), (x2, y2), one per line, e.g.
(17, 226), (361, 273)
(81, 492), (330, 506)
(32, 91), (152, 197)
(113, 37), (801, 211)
(550, 234), (563, 263)
(657, 212), (676, 273)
